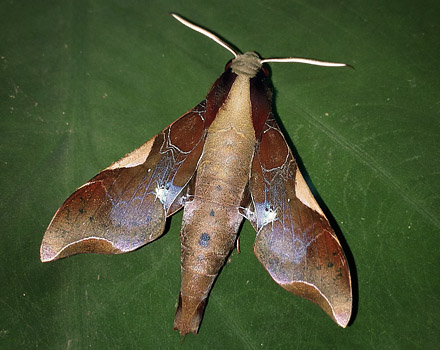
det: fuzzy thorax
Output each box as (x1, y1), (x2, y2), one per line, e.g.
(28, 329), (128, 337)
(230, 52), (262, 77)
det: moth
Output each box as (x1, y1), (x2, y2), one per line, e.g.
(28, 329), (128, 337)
(41, 14), (352, 336)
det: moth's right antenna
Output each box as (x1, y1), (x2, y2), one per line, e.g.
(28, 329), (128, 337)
(261, 57), (349, 67)
(171, 13), (240, 58)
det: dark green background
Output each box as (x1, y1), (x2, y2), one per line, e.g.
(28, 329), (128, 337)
(1, 0), (438, 349)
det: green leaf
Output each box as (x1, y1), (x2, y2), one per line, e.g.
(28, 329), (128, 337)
(1, 0), (438, 348)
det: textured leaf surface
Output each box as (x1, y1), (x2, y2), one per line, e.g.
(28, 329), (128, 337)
(1, 0), (438, 349)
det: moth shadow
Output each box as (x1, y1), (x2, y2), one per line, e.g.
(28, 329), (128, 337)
(269, 80), (359, 325)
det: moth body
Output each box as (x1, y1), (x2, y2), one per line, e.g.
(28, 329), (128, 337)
(175, 67), (257, 334)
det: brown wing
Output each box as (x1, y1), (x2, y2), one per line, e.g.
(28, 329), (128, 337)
(246, 114), (352, 327)
(40, 101), (208, 262)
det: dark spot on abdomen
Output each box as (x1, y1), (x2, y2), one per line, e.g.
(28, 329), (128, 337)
(198, 232), (211, 247)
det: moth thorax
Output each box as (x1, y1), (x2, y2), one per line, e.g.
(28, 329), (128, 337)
(230, 52), (262, 77)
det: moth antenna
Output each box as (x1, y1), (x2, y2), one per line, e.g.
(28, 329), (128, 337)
(171, 13), (240, 58)
(261, 57), (350, 68)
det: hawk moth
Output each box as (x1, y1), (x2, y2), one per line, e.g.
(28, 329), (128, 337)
(40, 14), (352, 336)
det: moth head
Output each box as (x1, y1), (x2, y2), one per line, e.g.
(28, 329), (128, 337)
(225, 52), (269, 78)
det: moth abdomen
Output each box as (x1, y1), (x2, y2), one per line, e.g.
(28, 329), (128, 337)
(175, 199), (239, 335)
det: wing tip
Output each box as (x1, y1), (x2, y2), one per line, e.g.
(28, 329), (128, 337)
(278, 280), (352, 328)
(334, 310), (351, 328)
(308, 284), (352, 328)
(40, 242), (58, 262)
(39, 237), (124, 262)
